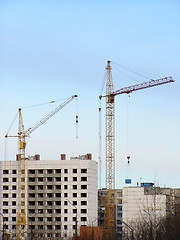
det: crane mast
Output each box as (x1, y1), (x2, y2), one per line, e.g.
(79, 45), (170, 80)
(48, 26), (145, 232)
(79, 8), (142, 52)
(105, 61), (116, 239)
(5, 94), (78, 240)
(100, 60), (174, 238)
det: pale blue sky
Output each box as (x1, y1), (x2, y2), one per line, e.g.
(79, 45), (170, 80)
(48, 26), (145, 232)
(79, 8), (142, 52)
(0, 0), (180, 188)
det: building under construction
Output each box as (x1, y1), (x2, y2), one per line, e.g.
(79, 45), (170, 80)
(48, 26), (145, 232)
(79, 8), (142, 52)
(0, 153), (98, 240)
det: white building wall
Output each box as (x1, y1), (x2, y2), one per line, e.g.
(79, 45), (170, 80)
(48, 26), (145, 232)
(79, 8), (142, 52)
(0, 155), (98, 239)
(122, 187), (167, 225)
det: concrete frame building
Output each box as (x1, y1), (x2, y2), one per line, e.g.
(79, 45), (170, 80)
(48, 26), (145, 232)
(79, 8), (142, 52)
(0, 153), (98, 240)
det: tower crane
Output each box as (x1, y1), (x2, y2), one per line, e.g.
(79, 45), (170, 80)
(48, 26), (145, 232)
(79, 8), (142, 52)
(99, 60), (174, 239)
(5, 94), (78, 240)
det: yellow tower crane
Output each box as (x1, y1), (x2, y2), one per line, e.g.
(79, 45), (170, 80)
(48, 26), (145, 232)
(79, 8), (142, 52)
(5, 94), (78, 240)
(99, 60), (174, 239)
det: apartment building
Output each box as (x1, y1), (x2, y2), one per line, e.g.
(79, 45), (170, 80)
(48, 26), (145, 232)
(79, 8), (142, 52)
(98, 188), (123, 240)
(0, 153), (98, 240)
(122, 185), (180, 238)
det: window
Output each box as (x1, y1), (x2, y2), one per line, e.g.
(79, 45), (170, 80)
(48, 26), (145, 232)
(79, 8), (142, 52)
(3, 202), (8, 206)
(3, 186), (8, 190)
(4, 217), (8, 222)
(81, 193), (87, 197)
(38, 185), (43, 190)
(3, 209), (8, 214)
(47, 209), (52, 214)
(38, 225), (43, 230)
(81, 169), (87, 173)
(81, 185), (87, 189)
(12, 178), (16, 182)
(47, 217), (52, 222)
(3, 194), (8, 198)
(47, 225), (52, 230)
(117, 213), (122, 218)
(56, 193), (61, 198)
(81, 217), (87, 222)
(47, 177), (52, 182)
(47, 201), (52, 206)
(38, 193), (44, 198)
(38, 217), (43, 222)
(56, 169), (61, 173)
(47, 185), (53, 190)
(38, 177), (43, 182)
(47, 193), (52, 198)
(73, 169), (77, 173)
(64, 209), (68, 214)
(56, 201), (61, 206)
(55, 225), (61, 230)
(117, 220), (122, 225)
(29, 201), (35, 206)
(73, 201), (77, 206)
(29, 209), (35, 214)
(64, 185), (68, 190)
(73, 209), (77, 214)
(56, 209), (61, 214)
(117, 206), (122, 212)
(29, 185), (35, 190)
(64, 217), (68, 222)
(64, 225), (68, 230)
(12, 217), (16, 222)
(73, 185), (77, 190)
(38, 169), (43, 174)
(64, 177), (68, 181)
(3, 170), (9, 174)
(12, 193), (16, 198)
(117, 191), (122, 197)
(56, 177), (61, 181)
(12, 201), (16, 206)
(12, 209), (16, 214)
(73, 217), (76, 222)
(64, 169), (68, 174)
(29, 193), (35, 198)
(81, 201), (87, 206)
(3, 178), (8, 182)
(81, 209), (87, 214)
(12, 225), (16, 229)
(29, 178), (35, 182)
(56, 217), (61, 222)
(73, 193), (77, 198)
(47, 169), (53, 174)
(12, 170), (16, 174)
(64, 201), (68, 206)
(73, 177), (77, 181)
(81, 177), (87, 181)
(56, 185), (61, 190)
(64, 193), (68, 198)
(117, 199), (122, 204)
(29, 170), (35, 174)
(12, 185), (16, 190)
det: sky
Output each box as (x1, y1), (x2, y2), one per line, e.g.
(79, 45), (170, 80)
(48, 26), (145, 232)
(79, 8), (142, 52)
(0, 0), (180, 189)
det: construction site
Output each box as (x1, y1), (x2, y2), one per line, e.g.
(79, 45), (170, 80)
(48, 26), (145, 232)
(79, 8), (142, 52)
(0, 60), (180, 240)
